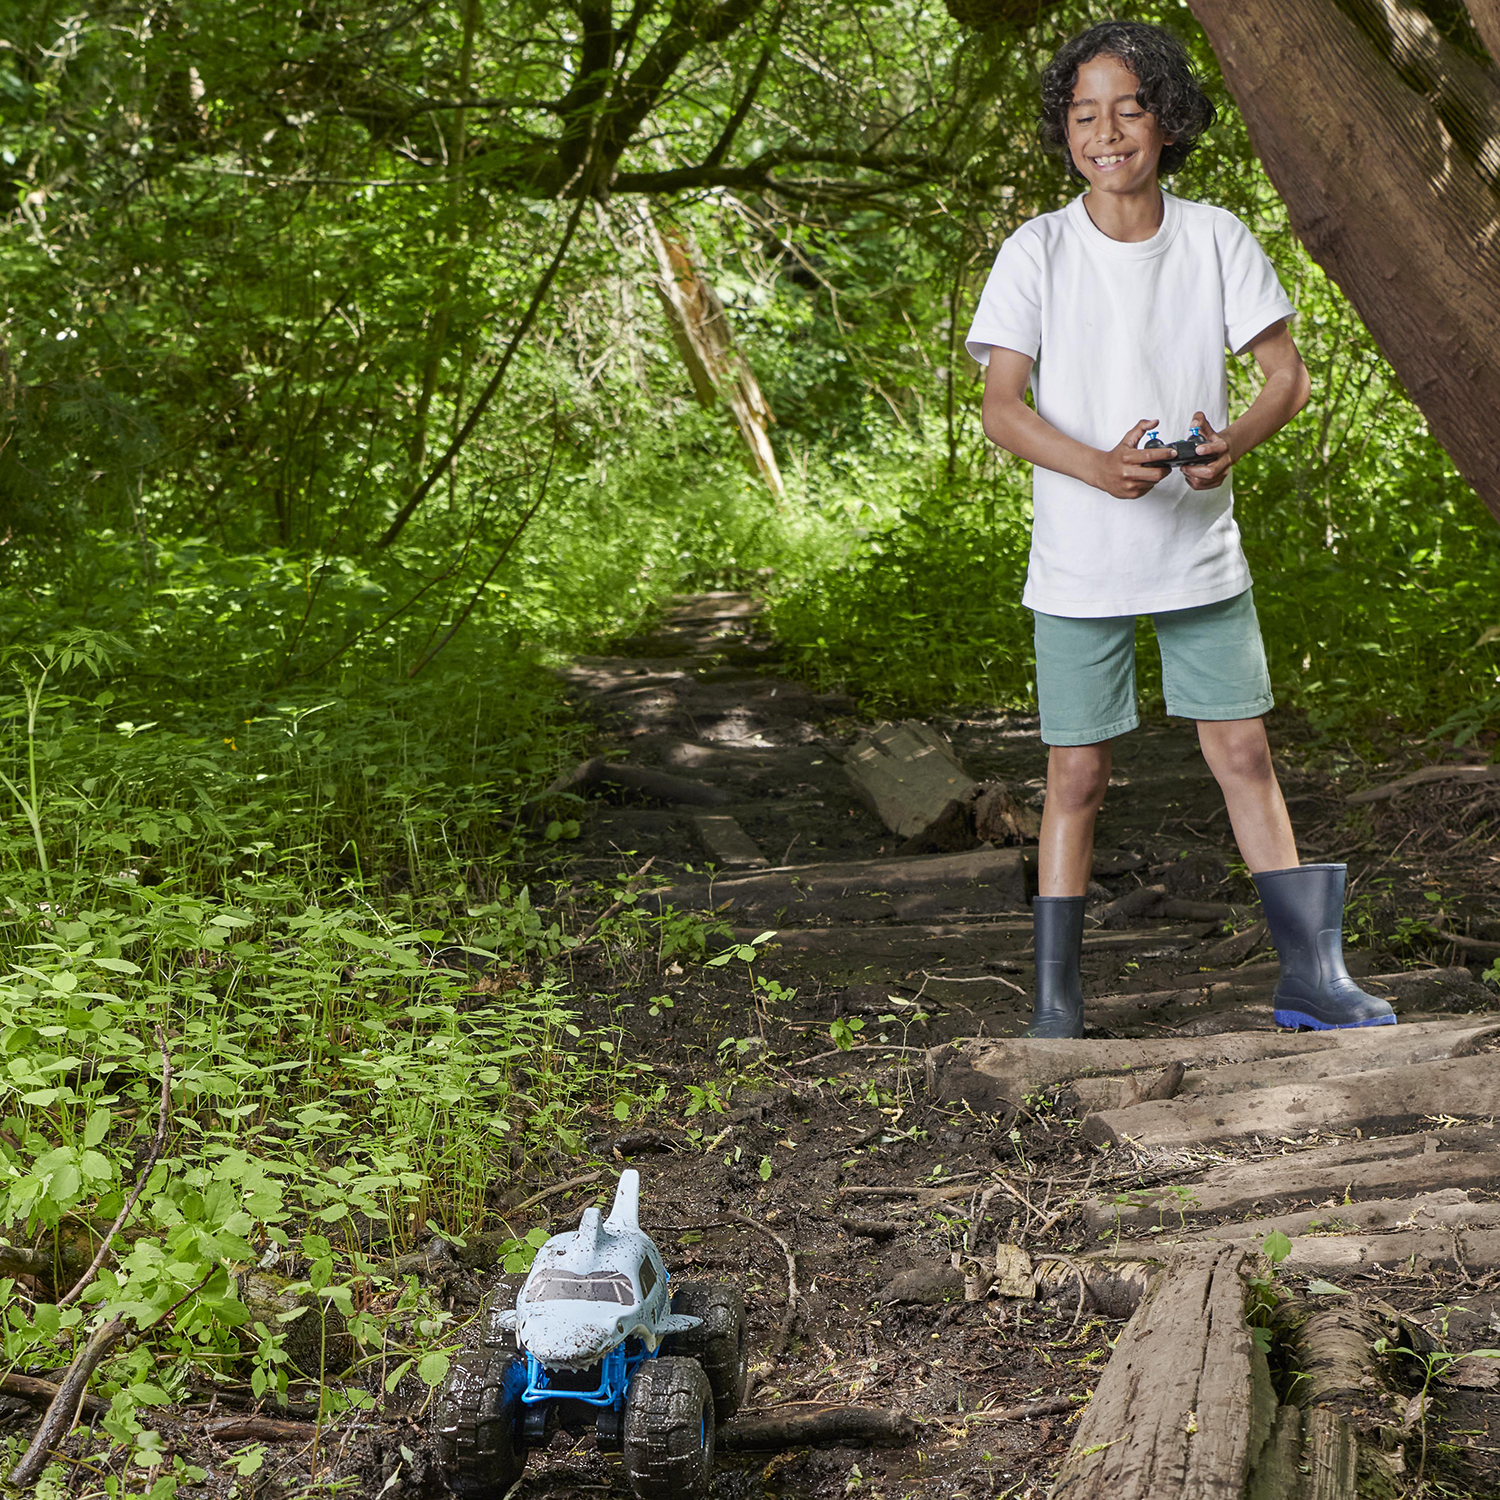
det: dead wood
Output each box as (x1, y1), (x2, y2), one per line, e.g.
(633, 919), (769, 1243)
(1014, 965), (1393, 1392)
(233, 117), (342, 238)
(8, 1317), (128, 1488)
(1052, 1246), (1261, 1499)
(1084, 1126), (1500, 1233)
(731, 1212), (798, 1406)
(1111, 1189), (1500, 1256)
(1098, 884), (1167, 927)
(1035, 1256), (1160, 1321)
(1197, 918), (1269, 967)
(1346, 763), (1500, 803)
(205, 1415), (316, 1444)
(1067, 1020), (1498, 1113)
(842, 720), (1039, 852)
(1082, 1053), (1500, 1149)
(719, 1403), (920, 1449)
(690, 812), (768, 868)
(236, 1272), (354, 1376)
(1133, 1061), (1186, 1104)
(652, 846), (1028, 921)
(967, 1394), (1074, 1424)
(839, 1217), (900, 1240)
(1112, 1228), (1500, 1275)
(60, 1024), (172, 1308)
(535, 756), (731, 809)
(930, 1012), (1485, 1111)
(0, 1372), (107, 1419)
(844, 721), (977, 844)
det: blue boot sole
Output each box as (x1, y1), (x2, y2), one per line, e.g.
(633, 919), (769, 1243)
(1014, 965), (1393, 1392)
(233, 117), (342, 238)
(1273, 1007), (1397, 1031)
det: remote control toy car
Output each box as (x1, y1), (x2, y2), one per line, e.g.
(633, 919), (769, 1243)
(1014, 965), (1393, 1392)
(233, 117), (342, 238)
(1140, 425), (1207, 468)
(434, 1170), (747, 1499)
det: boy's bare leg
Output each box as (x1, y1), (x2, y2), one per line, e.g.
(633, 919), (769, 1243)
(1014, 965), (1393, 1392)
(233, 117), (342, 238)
(1196, 718), (1298, 872)
(1038, 742), (1113, 897)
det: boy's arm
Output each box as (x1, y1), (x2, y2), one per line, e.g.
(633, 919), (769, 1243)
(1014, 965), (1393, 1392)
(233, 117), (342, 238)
(1181, 320), (1312, 491)
(980, 347), (1173, 500)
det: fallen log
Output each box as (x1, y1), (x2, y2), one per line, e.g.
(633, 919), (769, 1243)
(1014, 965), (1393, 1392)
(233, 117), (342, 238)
(205, 1416), (316, 1444)
(1035, 1256), (1161, 1321)
(535, 756), (731, 809)
(966, 1394), (1074, 1424)
(929, 1010), (1484, 1111)
(1081, 1054), (1500, 1149)
(1052, 1246), (1266, 1500)
(1083, 1125), (1500, 1233)
(1346, 763), (1500, 804)
(1067, 1020), (1499, 1113)
(1105, 1228), (1500, 1275)
(652, 846), (1028, 921)
(0, 1372), (107, 1419)
(719, 1403), (920, 1449)
(1109, 1189), (1500, 1256)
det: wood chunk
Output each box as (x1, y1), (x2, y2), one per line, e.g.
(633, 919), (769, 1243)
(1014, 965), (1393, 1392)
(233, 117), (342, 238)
(690, 813), (768, 868)
(1098, 884), (1167, 926)
(971, 783), (1042, 844)
(1083, 1125), (1500, 1233)
(1067, 1019), (1500, 1112)
(845, 721), (977, 843)
(1272, 1227), (1500, 1272)
(1081, 1053), (1500, 1149)
(1035, 1256), (1160, 1321)
(1052, 1247), (1259, 1500)
(929, 1012), (1488, 1110)
(720, 1404), (919, 1450)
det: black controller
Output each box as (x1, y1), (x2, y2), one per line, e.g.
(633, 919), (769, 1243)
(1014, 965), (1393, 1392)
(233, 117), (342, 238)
(1140, 426), (1207, 468)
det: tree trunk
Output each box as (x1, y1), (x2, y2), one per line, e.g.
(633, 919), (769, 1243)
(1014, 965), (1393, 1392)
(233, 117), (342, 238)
(1187, 0), (1500, 524)
(635, 205), (785, 497)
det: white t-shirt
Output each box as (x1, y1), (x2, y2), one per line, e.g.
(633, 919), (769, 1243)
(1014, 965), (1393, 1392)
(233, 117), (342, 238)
(965, 191), (1296, 618)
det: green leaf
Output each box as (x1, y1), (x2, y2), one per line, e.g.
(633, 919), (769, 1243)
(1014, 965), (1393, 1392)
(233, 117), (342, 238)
(417, 1351), (450, 1387)
(1306, 1278), (1347, 1296)
(1262, 1230), (1293, 1265)
(757, 1155), (773, 1181)
(84, 1109), (111, 1148)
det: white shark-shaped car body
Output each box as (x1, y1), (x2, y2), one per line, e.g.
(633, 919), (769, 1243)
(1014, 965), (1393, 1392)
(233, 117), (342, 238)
(492, 1170), (699, 1372)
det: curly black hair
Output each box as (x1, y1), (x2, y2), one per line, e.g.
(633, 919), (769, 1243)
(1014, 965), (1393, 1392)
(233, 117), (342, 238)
(1038, 21), (1216, 180)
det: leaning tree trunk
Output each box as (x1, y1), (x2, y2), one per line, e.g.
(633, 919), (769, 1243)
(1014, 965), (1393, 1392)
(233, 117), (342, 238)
(1187, 0), (1500, 525)
(635, 204), (785, 498)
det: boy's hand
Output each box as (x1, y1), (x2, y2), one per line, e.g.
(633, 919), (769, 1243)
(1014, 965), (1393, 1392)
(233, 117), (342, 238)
(1181, 410), (1233, 490)
(1092, 419), (1175, 498)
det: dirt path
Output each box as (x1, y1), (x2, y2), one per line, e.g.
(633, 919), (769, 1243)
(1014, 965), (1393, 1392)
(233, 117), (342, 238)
(461, 593), (1500, 1500)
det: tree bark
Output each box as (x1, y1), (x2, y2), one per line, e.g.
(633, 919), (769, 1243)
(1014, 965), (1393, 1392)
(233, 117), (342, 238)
(636, 205), (784, 497)
(1187, 0), (1500, 524)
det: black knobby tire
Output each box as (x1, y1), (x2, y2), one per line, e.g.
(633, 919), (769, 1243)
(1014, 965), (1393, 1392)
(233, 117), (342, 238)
(622, 1356), (715, 1500)
(661, 1280), (748, 1422)
(433, 1351), (528, 1497)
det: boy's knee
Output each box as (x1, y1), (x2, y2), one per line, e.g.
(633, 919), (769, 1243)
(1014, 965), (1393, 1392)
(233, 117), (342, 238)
(1046, 747), (1112, 812)
(1201, 721), (1275, 785)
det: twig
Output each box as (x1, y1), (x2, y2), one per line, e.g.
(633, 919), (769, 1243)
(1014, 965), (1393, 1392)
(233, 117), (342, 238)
(8, 1268), (214, 1489)
(503, 1170), (603, 1222)
(59, 1025), (172, 1309)
(573, 858), (657, 944)
(790, 1043), (928, 1069)
(730, 1213), (799, 1406)
(963, 1394), (1074, 1425)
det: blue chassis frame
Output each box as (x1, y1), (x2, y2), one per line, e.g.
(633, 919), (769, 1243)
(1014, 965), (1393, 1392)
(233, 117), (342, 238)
(521, 1341), (658, 1411)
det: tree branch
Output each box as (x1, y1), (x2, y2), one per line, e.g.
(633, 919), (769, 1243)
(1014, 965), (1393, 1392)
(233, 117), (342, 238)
(702, 1), (785, 168)
(57, 1026), (172, 1309)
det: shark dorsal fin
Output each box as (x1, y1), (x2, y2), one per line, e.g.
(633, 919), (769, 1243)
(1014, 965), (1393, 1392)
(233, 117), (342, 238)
(604, 1169), (640, 1233)
(574, 1206), (605, 1255)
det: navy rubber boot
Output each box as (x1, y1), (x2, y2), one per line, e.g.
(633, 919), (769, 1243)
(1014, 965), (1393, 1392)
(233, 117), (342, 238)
(1253, 863), (1397, 1030)
(1026, 896), (1086, 1039)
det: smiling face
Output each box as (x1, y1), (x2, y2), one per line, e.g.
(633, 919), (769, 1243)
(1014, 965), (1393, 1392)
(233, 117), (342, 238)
(1065, 52), (1174, 197)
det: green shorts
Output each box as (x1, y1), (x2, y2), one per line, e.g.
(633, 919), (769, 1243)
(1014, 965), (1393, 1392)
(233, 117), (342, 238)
(1032, 588), (1274, 747)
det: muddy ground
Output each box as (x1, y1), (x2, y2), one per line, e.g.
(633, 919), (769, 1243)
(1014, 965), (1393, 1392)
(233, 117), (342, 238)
(30, 594), (1500, 1500)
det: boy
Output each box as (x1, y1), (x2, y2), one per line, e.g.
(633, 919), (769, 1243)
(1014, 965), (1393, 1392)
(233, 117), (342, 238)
(966, 20), (1395, 1039)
